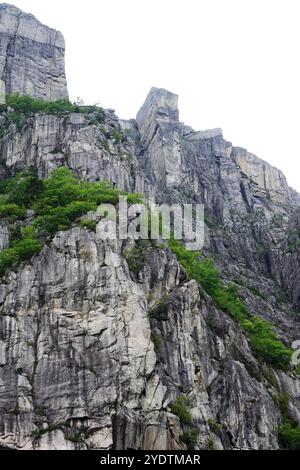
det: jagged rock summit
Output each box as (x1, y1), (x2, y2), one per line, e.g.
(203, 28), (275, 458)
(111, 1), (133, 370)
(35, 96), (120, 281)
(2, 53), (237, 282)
(0, 3), (68, 102)
(136, 87), (179, 128)
(135, 87), (296, 211)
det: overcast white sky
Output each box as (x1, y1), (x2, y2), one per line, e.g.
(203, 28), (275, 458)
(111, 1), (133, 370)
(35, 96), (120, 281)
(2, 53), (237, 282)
(10, 0), (300, 191)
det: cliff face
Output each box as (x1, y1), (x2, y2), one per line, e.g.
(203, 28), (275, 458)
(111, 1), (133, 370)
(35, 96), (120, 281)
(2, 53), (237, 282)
(0, 7), (300, 451)
(0, 3), (68, 102)
(0, 228), (289, 450)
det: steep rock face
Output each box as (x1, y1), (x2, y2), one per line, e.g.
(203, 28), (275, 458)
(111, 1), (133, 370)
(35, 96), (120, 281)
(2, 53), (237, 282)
(0, 228), (288, 450)
(0, 3), (68, 102)
(0, 85), (299, 312)
(136, 88), (182, 188)
(281, 209), (300, 309)
(232, 147), (294, 207)
(136, 88), (296, 215)
(0, 229), (163, 449)
(0, 6), (300, 448)
(0, 110), (154, 197)
(0, 221), (8, 251)
(1, 94), (300, 451)
(134, 89), (300, 308)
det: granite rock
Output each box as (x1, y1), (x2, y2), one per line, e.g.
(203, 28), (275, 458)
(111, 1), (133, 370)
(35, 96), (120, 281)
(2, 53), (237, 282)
(0, 3), (68, 101)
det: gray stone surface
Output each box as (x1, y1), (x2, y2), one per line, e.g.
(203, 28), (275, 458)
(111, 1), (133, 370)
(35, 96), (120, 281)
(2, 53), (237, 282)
(0, 3), (68, 101)
(0, 8), (300, 449)
(0, 228), (286, 449)
(0, 220), (9, 251)
(0, 87), (299, 449)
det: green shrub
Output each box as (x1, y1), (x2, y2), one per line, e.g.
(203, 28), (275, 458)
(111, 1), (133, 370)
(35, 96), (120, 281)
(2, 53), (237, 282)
(244, 318), (292, 370)
(181, 428), (199, 449)
(0, 167), (42, 207)
(273, 392), (300, 449)
(124, 248), (138, 272)
(0, 94), (105, 131)
(169, 239), (293, 370)
(274, 393), (290, 419)
(208, 436), (216, 450)
(123, 245), (147, 272)
(208, 418), (222, 434)
(112, 129), (122, 144)
(279, 422), (300, 450)
(151, 332), (162, 354)
(34, 201), (97, 236)
(33, 167), (141, 216)
(33, 212), (71, 237)
(2, 94), (103, 118)
(0, 236), (42, 275)
(28, 167), (141, 239)
(0, 203), (26, 220)
(80, 219), (97, 232)
(168, 238), (221, 293)
(0, 167), (142, 276)
(12, 237), (42, 259)
(0, 248), (19, 274)
(170, 396), (192, 425)
(126, 193), (144, 204)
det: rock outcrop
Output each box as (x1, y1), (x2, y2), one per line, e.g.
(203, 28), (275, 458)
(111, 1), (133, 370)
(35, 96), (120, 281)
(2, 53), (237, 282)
(0, 3), (68, 102)
(0, 7), (300, 451)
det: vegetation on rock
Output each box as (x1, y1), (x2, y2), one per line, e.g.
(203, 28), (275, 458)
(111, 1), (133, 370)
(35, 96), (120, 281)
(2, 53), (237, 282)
(170, 396), (192, 425)
(169, 238), (293, 370)
(0, 166), (142, 276)
(0, 93), (105, 133)
(181, 428), (199, 449)
(278, 422), (300, 450)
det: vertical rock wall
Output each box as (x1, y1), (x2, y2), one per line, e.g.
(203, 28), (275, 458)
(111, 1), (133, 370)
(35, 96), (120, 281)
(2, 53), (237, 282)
(0, 3), (68, 101)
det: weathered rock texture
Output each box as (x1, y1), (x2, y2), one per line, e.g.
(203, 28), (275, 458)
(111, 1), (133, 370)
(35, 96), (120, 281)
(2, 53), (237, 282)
(0, 228), (290, 450)
(0, 8), (300, 451)
(0, 3), (68, 102)
(0, 85), (299, 450)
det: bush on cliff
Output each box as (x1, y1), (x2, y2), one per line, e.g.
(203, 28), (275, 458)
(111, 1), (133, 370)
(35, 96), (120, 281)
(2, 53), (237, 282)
(170, 396), (192, 425)
(169, 238), (293, 370)
(0, 166), (142, 275)
(279, 422), (300, 450)
(0, 235), (42, 276)
(0, 203), (26, 221)
(0, 94), (105, 130)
